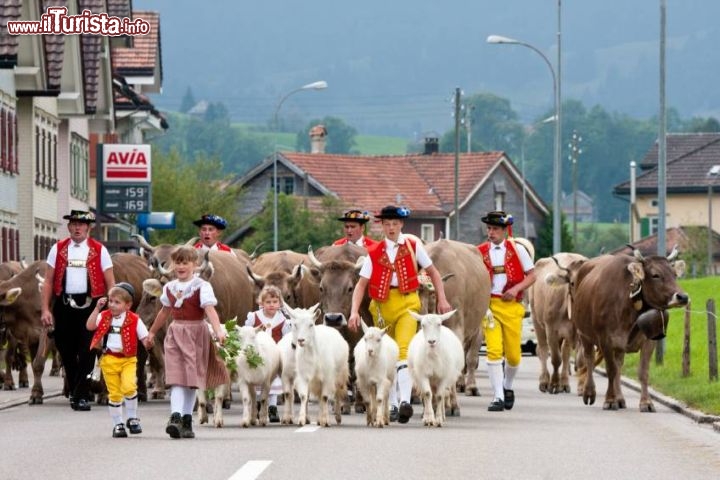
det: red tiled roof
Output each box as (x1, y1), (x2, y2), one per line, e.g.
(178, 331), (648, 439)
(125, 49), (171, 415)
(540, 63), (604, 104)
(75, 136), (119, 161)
(280, 151), (505, 216)
(0, 0), (22, 67)
(111, 10), (160, 77)
(106, 0), (132, 19)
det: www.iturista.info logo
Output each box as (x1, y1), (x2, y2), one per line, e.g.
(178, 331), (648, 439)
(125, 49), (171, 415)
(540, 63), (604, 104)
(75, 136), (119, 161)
(6, 7), (150, 36)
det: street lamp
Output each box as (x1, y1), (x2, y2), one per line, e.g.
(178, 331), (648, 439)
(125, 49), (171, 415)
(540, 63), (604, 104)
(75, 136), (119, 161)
(271, 80), (328, 251)
(707, 165), (720, 275)
(568, 130), (582, 244)
(487, 33), (562, 253)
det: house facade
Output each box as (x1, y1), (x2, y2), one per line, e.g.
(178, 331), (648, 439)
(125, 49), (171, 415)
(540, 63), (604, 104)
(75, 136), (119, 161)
(230, 135), (549, 246)
(0, 1), (165, 261)
(613, 133), (720, 272)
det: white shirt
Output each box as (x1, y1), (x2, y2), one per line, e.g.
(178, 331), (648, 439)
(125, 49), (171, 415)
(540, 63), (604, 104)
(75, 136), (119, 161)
(160, 276), (217, 309)
(46, 239), (113, 295)
(359, 234), (432, 286)
(245, 310), (291, 336)
(488, 240), (534, 296)
(98, 312), (149, 353)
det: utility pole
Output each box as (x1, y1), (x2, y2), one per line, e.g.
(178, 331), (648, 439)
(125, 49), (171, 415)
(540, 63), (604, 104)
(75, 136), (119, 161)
(453, 87), (462, 240)
(568, 130), (582, 245)
(465, 104), (474, 153)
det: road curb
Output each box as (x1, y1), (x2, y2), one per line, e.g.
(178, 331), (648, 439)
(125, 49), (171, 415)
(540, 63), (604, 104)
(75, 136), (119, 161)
(594, 367), (720, 431)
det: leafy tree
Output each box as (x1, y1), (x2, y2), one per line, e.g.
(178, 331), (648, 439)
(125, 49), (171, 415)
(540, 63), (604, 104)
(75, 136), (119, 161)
(179, 87), (196, 113)
(295, 116), (358, 154)
(240, 194), (344, 253)
(147, 148), (244, 244)
(535, 208), (574, 259)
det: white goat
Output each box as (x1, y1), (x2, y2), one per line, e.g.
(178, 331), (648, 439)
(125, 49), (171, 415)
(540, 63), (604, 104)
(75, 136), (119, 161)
(285, 303), (349, 427)
(278, 331), (297, 425)
(353, 323), (399, 428)
(407, 309), (464, 427)
(234, 325), (282, 427)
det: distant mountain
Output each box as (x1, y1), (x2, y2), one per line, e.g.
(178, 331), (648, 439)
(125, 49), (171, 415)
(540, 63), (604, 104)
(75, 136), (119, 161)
(135, 0), (720, 137)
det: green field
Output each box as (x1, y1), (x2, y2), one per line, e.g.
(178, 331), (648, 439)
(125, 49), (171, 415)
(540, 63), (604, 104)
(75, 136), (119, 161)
(622, 277), (720, 415)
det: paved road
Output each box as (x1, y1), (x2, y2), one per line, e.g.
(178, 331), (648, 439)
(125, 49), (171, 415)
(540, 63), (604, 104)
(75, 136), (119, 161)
(1, 356), (719, 480)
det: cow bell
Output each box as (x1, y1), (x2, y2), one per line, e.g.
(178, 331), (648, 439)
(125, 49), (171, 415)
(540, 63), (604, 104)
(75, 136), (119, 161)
(635, 309), (668, 341)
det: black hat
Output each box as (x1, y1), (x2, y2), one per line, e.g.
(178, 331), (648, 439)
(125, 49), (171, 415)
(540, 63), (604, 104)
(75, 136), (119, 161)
(481, 210), (514, 227)
(114, 282), (136, 298)
(374, 205), (411, 220)
(338, 209), (370, 223)
(62, 210), (96, 223)
(192, 214), (228, 230)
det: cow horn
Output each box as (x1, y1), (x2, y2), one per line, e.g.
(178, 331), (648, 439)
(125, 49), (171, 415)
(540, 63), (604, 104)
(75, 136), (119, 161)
(354, 255), (365, 271)
(185, 236), (198, 247)
(246, 264), (264, 283)
(157, 261), (172, 276)
(551, 255), (570, 273)
(308, 245), (322, 268)
(20, 258), (28, 269)
(249, 242), (265, 260)
(131, 233), (155, 252)
(633, 248), (644, 261)
(667, 245), (679, 261)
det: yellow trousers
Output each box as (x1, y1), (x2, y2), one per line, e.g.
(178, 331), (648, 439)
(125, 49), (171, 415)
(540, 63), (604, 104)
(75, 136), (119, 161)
(484, 298), (525, 366)
(99, 354), (138, 404)
(369, 289), (421, 361)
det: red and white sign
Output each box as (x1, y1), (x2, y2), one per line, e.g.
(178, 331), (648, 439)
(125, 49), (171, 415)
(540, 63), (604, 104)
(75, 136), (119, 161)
(102, 144), (151, 182)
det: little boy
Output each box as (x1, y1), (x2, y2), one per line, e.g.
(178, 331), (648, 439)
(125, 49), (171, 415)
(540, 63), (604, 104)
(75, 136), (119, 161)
(87, 282), (148, 438)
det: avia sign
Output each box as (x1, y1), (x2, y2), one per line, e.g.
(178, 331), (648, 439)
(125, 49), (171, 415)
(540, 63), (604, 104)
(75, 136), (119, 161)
(102, 144), (151, 182)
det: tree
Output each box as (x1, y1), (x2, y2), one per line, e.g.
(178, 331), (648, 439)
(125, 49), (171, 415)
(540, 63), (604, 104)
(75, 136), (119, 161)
(240, 194), (344, 253)
(148, 148), (244, 244)
(535, 208), (574, 259)
(295, 116), (358, 154)
(179, 86), (196, 113)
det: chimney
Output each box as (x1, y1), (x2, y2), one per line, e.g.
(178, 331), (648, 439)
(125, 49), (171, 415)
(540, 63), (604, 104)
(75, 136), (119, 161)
(309, 124), (328, 154)
(423, 135), (439, 155)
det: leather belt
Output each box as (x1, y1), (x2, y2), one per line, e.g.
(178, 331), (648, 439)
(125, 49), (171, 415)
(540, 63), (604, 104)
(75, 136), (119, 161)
(67, 260), (87, 268)
(492, 266), (506, 274)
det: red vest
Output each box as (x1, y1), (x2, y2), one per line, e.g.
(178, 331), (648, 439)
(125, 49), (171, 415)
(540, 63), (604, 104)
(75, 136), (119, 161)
(332, 236), (378, 249)
(90, 310), (141, 356)
(52, 237), (107, 298)
(194, 241), (232, 252)
(252, 313), (284, 343)
(167, 286), (205, 320)
(367, 237), (419, 302)
(478, 240), (527, 301)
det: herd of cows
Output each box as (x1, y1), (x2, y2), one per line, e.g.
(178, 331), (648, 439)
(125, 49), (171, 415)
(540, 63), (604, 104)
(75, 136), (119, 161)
(0, 235), (689, 425)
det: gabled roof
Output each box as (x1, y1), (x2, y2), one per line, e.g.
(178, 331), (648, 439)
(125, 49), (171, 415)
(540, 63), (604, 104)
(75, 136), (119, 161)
(615, 133), (720, 194)
(610, 226), (720, 259)
(240, 151), (548, 218)
(111, 10), (161, 80)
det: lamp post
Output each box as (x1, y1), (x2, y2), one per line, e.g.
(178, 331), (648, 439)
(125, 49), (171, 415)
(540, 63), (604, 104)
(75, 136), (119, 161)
(708, 165), (720, 275)
(271, 80), (327, 251)
(487, 33), (562, 253)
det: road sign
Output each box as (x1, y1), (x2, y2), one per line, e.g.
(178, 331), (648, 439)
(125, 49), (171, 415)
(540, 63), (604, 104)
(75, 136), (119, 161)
(101, 184), (151, 213)
(102, 144), (151, 182)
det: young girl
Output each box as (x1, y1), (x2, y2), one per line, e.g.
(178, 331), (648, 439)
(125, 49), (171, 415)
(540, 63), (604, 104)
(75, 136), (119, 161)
(87, 282), (148, 438)
(144, 246), (227, 439)
(245, 285), (290, 423)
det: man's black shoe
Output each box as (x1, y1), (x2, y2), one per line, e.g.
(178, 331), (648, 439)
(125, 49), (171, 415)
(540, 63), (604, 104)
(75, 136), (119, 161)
(72, 398), (91, 411)
(488, 398), (505, 411)
(112, 424), (128, 438)
(389, 405), (399, 422)
(126, 418), (142, 434)
(503, 389), (515, 410)
(398, 401), (413, 424)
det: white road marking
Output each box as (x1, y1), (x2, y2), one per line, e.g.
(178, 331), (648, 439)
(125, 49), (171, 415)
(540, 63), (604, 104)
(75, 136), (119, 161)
(228, 460), (272, 480)
(295, 424), (320, 433)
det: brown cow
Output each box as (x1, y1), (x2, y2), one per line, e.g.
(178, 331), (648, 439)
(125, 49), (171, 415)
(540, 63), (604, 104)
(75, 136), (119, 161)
(0, 260), (48, 403)
(420, 239), (491, 402)
(0, 261), (30, 389)
(571, 249), (688, 411)
(308, 243), (369, 413)
(529, 252), (588, 394)
(247, 250), (320, 308)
